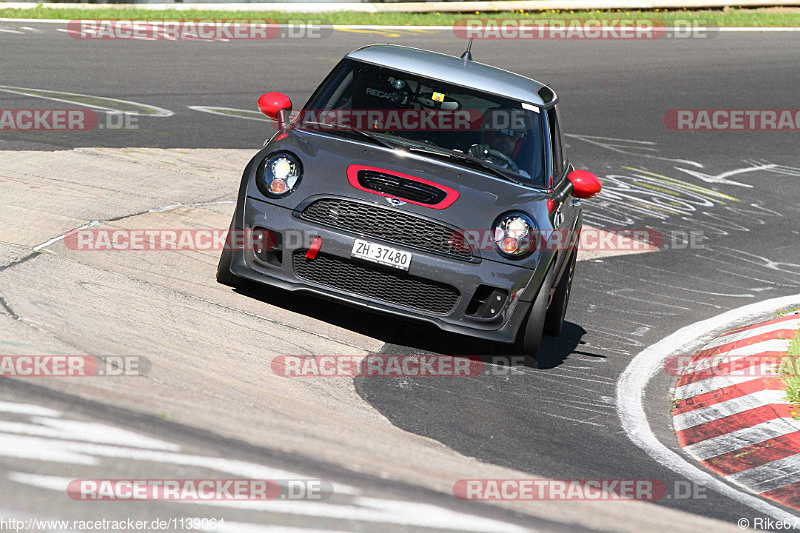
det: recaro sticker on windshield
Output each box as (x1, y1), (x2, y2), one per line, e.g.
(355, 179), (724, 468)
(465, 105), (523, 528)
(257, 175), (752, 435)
(366, 87), (394, 100)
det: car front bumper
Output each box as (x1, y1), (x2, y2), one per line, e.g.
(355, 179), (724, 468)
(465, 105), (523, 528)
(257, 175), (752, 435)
(228, 196), (550, 343)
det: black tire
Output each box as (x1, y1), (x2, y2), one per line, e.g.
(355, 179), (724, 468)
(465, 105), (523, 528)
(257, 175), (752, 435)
(544, 249), (576, 337)
(216, 216), (242, 287)
(514, 261), (558, 368)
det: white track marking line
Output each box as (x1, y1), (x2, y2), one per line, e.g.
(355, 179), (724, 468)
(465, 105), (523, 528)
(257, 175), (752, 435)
(10, 474), (526, 533)
(702, 320), (800, 349)
(0, 84), (174, 117)
(0, 435), (99, 465)
(32, 200), (234, 253)
(616, 293), (800, 521)
(188, 105), (267, 121)
(0, 28), (24, 34)
(33, 220), (98, 252)
(0, 401), (60, 417)
(673, 363), (782, 399)
(206, 524), (332, 533)
(673, 390), (791, 432)
(727, 455), (800, 494)
(0, 432), (359, 495)
(32, 417), (179, 450)
(712, 337), (794, 354)
(0, 402), (519, 531)
(720, 315), (800, 336)
(683, 419), (800, 461)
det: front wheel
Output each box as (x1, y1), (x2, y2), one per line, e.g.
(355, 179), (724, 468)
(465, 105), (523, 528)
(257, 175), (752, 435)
(514, 261), (557, 368)
(544, 250), (576, 336)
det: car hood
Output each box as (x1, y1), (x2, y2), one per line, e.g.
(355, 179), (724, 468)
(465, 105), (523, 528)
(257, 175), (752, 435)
(249, 129), (550, 232)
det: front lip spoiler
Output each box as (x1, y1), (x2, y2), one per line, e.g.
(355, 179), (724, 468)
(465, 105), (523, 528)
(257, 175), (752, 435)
(229, 249), (534, 344)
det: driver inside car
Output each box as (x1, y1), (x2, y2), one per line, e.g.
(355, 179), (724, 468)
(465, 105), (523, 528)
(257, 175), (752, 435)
(467, 109), (530, 178)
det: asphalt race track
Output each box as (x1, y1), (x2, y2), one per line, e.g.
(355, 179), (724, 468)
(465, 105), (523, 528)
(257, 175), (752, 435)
(1, 20), (800, 532)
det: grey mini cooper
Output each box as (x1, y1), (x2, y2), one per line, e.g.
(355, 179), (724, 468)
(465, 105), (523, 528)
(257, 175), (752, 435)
(217, 44), (601, 366)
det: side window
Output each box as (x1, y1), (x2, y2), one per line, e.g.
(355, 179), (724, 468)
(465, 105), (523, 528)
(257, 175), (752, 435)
(547, 106), (564, 178)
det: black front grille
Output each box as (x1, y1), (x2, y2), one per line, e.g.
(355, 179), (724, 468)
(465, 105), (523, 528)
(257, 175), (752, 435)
(293, 251), (459, 315)
(357, 170), (447, 206)
(300, 199), (473, 260)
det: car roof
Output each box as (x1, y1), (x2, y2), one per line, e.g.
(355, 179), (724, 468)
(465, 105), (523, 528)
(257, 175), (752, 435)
(346, 44), (555, 107)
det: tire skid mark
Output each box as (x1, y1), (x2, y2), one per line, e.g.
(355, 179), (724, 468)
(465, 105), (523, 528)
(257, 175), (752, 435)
(575, 152), (789, 239)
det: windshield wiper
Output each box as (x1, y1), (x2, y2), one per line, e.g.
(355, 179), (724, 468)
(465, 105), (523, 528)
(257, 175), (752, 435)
(300, 121), (396, 149)
(346, 128), (397, 149)
(407, 147), (522, 185)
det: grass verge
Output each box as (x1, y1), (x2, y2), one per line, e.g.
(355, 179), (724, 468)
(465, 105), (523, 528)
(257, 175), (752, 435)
(782, 329), (800, 409)
(777, 306), (800, 317)
(0, 7), (800, 27)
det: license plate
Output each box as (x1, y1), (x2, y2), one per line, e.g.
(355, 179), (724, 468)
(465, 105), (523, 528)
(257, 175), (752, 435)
(351, 239), (412, 271)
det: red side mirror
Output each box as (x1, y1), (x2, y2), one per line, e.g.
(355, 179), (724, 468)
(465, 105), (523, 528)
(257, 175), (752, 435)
(567, 170), (602, 199)
(258, 92), (292, 129)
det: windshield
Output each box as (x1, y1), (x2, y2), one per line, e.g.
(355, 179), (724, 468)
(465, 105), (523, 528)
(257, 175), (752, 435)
(300, 58), (547, 187)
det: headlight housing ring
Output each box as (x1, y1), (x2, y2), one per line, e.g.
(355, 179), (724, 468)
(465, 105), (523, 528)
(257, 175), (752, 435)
(493, 212), (538, 257)
(257, 152), (302, 199)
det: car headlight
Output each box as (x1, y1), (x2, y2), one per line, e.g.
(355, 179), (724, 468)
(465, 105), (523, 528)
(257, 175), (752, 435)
(494, 212), (537, 256)
(258, 153), (302, 198)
